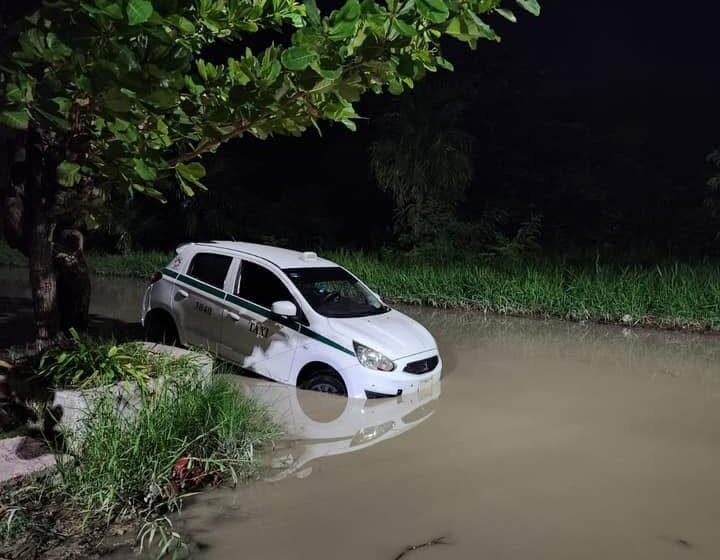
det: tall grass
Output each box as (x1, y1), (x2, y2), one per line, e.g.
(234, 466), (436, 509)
(1, 352), (278, 558)
(55, 367), (278, 520)
(1, 241), (718, 330)
(330, 252), (720, 331)
(0, 240), (171, 277)
(86, 249), (173, 277)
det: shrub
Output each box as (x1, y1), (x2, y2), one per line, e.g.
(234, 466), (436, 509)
(54, 363), (278, 520)
(39, 329), (163, 389)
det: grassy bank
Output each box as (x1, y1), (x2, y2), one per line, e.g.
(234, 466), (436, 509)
(1, 242), (718, 331)
(1, 339), (277, 559)
(335, 252), (720, 331)
(0, 241), (172, 278)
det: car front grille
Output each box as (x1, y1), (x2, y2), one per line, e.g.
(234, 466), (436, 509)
(403, 355), (439, 375)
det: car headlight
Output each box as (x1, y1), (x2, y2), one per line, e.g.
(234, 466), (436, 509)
(353, 341), (395, 372)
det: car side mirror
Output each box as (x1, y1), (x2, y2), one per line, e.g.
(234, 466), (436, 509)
(272, 300), (297, 318)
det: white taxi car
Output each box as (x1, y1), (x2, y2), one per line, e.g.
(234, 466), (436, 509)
(141, 242), (442, 399)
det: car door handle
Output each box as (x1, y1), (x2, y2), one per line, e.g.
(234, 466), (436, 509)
(223, 310), (241, 322)
(176, 289), (189, 299)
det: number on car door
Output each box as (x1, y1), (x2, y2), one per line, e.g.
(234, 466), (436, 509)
(173, 252), (232, 351)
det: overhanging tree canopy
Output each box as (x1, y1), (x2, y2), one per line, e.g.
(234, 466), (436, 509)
(1, 0), (539, 197)
(0, 0), (539, 346)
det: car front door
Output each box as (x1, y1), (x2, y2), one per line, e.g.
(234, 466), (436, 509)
(173, 251), (232, 353)
(221, 259), (301, 381)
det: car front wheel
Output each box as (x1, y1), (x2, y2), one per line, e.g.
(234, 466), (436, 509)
(299, 371), (347, 396)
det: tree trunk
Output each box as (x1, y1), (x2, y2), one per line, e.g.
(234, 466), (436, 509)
(28, 211), (59, 349)
(2, 124), (92, 349)
(26, 128), (60, 350)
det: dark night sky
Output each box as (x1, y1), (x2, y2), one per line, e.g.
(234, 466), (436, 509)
(500, 1), (719, 81)
(423, 0), (720, 201)
(487, 1), (720, 143)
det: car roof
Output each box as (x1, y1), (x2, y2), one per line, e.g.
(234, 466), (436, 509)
(189, 241), (338, 269)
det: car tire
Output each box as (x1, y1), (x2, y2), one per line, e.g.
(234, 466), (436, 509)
(145, 313), (180, 346)
(299, 370), (347, 396)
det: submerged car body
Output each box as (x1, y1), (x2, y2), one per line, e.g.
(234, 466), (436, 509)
(141, 241), (442, 398)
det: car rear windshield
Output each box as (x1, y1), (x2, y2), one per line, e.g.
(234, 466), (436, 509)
(283, 267), (389, 318)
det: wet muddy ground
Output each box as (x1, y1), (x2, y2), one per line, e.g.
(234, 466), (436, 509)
(3, 268), (720, 559)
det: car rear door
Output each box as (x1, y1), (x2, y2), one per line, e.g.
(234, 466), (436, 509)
(173, 251), (233, 352)
(221, 259), (302, 381)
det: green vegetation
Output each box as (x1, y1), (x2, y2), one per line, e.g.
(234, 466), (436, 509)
(1, 242), (717, 330)
(0, 241), (24, 268)
(1, 344), (278, 558)
(1, 0), (538, 345)
(39, 328), (157, 389)
(77, 251), (720, 333)
(0, 241), (171, 277)
(55, 370), (276, 519)
(336, 252), (720, 331)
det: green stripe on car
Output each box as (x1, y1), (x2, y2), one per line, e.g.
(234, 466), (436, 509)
(161, 267), (355, 356)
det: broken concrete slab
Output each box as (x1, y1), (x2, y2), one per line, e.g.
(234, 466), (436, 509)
(0, 436), (57, 483)
(51, 343), (214, 440)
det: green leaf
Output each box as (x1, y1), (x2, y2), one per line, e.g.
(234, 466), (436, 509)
(101, 88), (133, 112)
(108, 118), (137, 142)
(141, 186), (165, 200)
(515, 0), (541, 16)
(444, 16), (465, 38)
(310, 63), (343, 80)
(175, 161), (205, 183)
(126, 0), (153, 25)
(52, 97), (72, 116)
(264, 60), (282, 83)
(332, 0), (361, 23)
(45, 33), (72, 58)
(305, 0), (321, 26)
(5, 77), (33, 105)
(177, 176), (195, 197)
(387, 79), (403, 95)
(495, 8), (516, 22)
(416, 0), (449, 24)
(132, 184), (164, 199)
(56, 161), (81, 187)
(281, 47), (316, 71)
(329, 20), (357, 40)
(0, 110), (29, 129)
(146, 89), (179, 109)
(228, 58), (251, 86)
(18, 29), (45, 57)
(133, 159), (157, 181)
(102, 2), (124, 19)
(436, 56), (454, 71)
(467, 11), (499, 41)
(392, 18), (417, 37)
(166, 14), (195, 33)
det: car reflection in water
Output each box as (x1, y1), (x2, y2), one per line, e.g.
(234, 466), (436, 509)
(230, 377), (442, 481)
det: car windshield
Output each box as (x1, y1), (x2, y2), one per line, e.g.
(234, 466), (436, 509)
(284, 267), (390, 318)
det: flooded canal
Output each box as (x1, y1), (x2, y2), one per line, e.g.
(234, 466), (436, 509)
(3, 268), (720, 559)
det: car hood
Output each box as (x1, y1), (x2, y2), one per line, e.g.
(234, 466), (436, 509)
(326, 309), (437, 360)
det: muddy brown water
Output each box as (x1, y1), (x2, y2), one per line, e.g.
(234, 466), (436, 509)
(3, 268), (720, 559)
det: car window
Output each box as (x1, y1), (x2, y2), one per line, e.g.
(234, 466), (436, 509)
(187, 252), (232, 289)
(237, 261), (294, 309)
(284, 267), (389, 318)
